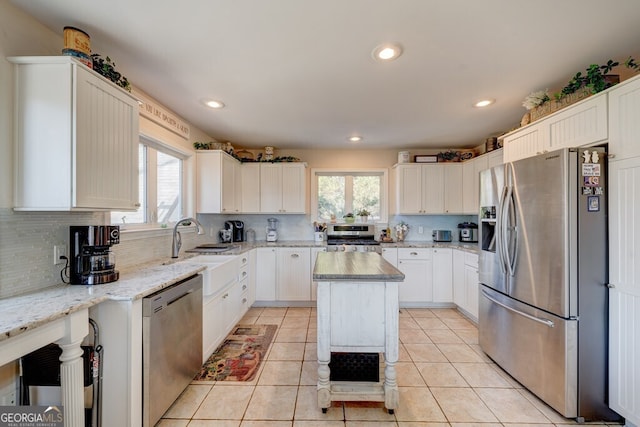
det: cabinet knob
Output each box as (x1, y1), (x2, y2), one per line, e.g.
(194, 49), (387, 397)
(223, 293), (229, 299)
(134, 202), (141, 207)
(410, 252), (418, 256)
(291, 253), (299, 258)
(242, 284), (247, 290)
(242, 298), (247, 304)
(242, 258), (247, 263)
(608, 153), (616, 159)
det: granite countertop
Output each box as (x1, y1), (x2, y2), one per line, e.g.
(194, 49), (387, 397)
(1, 240), (476, 343)
(313, 252), (405, 282)
(0, 258), (206, 343)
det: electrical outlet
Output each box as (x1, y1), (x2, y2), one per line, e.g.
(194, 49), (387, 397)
(1, 390), (16, 405)
(54, 245), (67, 265)
(418, 226), (424, 234)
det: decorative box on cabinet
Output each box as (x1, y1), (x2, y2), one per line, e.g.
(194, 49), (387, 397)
(196, 150), (241, 213)
(10, 56), (139, 211)
(260, 163), (307, 213)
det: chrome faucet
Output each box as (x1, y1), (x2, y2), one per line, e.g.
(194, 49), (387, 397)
(171, 217), (204, 258)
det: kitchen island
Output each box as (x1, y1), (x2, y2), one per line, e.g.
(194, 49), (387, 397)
(313, 252), (405, 413)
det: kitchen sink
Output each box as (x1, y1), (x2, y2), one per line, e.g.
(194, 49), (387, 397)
(186, 244), (238, 253)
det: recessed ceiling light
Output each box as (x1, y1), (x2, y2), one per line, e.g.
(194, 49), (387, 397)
(204, 99), (225, 109)
(474, 99), (495, 108)
(372, 43), (403, 62)
(348, 136), (363, 143)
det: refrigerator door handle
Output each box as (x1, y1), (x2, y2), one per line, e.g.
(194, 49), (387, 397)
(496, 185), (508, 276)
(504, 185), (518, 277)
(481, 289), (555, 328)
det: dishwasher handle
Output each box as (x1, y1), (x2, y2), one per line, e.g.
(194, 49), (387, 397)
(167, 288), (196, 306)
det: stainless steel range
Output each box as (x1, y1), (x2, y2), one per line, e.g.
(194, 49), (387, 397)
(326, 224), (381, 253)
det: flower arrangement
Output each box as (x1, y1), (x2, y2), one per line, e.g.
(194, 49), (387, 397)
(522, 89), (550, 110)
(395, 221), (409, 241)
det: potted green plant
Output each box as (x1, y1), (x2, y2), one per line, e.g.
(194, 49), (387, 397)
(91, 53), (131, 92)
(343, 212), (355, 224)
(356, 208), (370, 223)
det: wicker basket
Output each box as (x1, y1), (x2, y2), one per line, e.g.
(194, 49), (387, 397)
(529, 90), (591, 122)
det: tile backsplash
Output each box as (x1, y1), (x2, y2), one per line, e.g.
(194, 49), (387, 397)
(0, 208), (476, 299)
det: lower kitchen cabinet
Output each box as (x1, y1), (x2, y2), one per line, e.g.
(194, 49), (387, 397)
(432, 248), (453, 302)
(255, 247), (277, 302)
(397, 248), (433, 304)
(277, 247), (311, 300)
(453, 249), (479, 320)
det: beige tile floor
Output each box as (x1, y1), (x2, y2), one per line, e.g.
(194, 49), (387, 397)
(158, 307), (619, 427)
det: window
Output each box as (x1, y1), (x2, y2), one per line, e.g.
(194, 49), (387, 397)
(312, 169), (387, 222)
(111, 136), (185, 227)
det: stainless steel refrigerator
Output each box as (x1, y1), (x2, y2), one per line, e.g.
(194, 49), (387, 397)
(478, 147), (620, 422)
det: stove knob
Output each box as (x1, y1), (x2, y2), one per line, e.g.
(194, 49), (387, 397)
(340, 246), (346, 252)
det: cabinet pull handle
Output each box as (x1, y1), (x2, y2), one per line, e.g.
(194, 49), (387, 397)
(410, 252), (418, 256)
(242, 284), (247, 290)
(242, 271), (247, 277)
(291, 253), (299, 258)
(223, 293), (229, 299)
(606, 283), (615, 289)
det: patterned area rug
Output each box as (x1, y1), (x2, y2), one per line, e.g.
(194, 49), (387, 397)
(194, 324), (277, 382)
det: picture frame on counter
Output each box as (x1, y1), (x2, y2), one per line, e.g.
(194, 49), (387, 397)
(414, 155), (438, 163)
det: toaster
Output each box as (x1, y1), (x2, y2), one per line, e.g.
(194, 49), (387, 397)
(432, 230), (452, 242)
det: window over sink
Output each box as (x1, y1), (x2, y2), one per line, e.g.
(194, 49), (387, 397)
(311, 169), (388, 223)
(111, 135), (186, 227)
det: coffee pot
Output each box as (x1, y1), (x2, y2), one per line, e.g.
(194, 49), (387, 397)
(69, 225), (120, 285)
(219, 229), (232, 243)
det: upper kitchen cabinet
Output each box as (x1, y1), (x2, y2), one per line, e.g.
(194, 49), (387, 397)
(240, 162), (261, 213)
(608, 74), (640, 160)
(10, 56), (139, 211)
(196, 150), (241, 214)
(392, 164), (463, 214)
(503, 92), (608, 163)
(260, 163), (307, 214)
(502, 121), (548, 162)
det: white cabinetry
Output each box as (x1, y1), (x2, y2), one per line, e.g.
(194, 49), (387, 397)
(10, 56), (139, 211)
(393, 164), (462, 214)
(241, 163), (261, 213)
(452, 250), (479, 320)
(432, 248), (453, 302)
(381, 247), (398, 266)
(196, 150), (241, 214)
(277, 247), (311, 300)
(255, 247), (277, 302)
(503, 93), (607, 163)
(503, 121), (548, 163)
(609, 75), (640, 159)
(397, 248), (432, 304)
(546, 95), (607, 151)
(486, 149), (503, 168)
(607, 75), (640, 425)
(260, 163), (307, 213)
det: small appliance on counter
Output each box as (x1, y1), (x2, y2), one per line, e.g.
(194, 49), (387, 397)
(224, 220), (245, 242)
(432, 229), (452, 242)
(458, 222), (478, 243)
(266, 217), (279, 242)
(69, 225), (120, 285)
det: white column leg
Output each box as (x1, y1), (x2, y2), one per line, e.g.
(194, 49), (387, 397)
(317, 282), (331, 410)
(56, 309), (89, 427)
(384, 282), (399, 411)
(58, 340), (85, 427)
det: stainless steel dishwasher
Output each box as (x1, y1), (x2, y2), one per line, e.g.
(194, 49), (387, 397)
(143, 274), (202, 427)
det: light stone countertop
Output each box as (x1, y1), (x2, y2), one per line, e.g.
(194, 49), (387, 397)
(313, 252), (405, 282)
(0, 240), (477, 343)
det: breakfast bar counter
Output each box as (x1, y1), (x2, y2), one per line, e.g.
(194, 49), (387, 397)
(312, 252), (405, 414)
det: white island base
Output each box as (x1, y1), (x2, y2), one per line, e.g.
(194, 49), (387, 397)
(316, 280), (399, 413)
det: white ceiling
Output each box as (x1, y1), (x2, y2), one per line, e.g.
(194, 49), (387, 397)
(10, 0), (640, 150)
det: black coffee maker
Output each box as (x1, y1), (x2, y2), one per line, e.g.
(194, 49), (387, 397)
(69, 225), (120, 285)
(224, 220), (245, 242)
